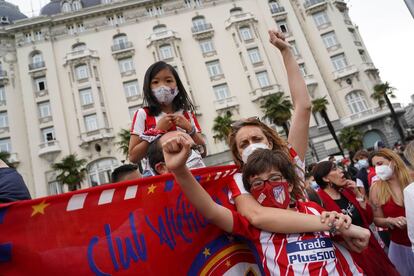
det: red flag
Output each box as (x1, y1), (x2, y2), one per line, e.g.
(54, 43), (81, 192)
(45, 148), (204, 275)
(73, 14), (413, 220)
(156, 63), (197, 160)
(0, 165), (262, 275)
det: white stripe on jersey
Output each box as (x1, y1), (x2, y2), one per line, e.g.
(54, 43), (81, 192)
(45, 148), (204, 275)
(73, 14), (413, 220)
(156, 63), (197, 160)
(335, 243), (363, 276)
(260, 232), (279, 275)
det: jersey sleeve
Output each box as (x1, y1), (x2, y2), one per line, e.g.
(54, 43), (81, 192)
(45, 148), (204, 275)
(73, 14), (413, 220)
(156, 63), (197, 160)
(227, 173), (248, 201)
(187, 111), (202, 133)
(130, 108), (147, 135)
(231, 209), (259, 239)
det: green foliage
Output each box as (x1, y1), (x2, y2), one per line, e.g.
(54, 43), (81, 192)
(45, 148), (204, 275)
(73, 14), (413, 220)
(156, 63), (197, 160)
(339, 127), (363, 153)
(115, 128), (131, 160)
(371, 81), (396, 108)
(212, 111), (233, 143)
(0, 151), (14, 168)
(260, 92), (293, 127)
(52, 154), (87, 191)
(311, 96), (329, 113)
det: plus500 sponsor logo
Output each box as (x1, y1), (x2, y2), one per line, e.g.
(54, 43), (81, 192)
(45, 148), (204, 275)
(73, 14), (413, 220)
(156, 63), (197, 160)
(286, 238), (336, 264)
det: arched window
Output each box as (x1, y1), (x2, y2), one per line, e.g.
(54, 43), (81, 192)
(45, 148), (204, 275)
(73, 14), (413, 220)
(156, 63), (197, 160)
(192, 16), (208, 32)
(345, 91), (369, 114)
(159, 44), (173, 60)
(87, 158), (120, 186)
(61, 1), (71, 13)
(30, 51), (43, 65)
(72, 0), (82, 11)
(239, 26), (253, 41)
(153, 24), (167, 33)
(113, 34), (128, 47)
(72, 42), (86, 51)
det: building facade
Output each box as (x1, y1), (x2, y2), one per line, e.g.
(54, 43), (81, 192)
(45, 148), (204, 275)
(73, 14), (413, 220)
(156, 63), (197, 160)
(0, 0), (406, 198)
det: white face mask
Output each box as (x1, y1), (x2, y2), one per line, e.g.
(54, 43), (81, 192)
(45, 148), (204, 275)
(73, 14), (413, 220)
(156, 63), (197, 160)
(152, 85), (179, 105)
(375, 163), (393, 181)
(241, 143), (269, 163)
(186, 149), (205, 169)
(357, 159), (369, 169)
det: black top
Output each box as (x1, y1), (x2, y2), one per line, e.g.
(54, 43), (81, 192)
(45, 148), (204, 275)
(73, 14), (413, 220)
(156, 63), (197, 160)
(0, 168), (31, 203)
(356, 168), (369, 196)
(334, 195), (364, 227)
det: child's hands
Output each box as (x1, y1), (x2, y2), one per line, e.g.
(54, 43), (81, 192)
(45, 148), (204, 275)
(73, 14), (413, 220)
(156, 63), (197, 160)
(173, 114), (192, 132)
(156, 114), (174, 131)
(268, 29), (290, 52)
(162, 133), (193, 172)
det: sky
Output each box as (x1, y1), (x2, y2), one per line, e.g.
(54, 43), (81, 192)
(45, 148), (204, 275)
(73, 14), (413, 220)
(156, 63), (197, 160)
(7, 0), (414, 106)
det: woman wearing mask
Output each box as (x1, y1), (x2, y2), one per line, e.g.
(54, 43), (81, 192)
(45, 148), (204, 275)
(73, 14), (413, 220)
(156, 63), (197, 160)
(312, 161), (398, 275)
(370, 148), (414, 275)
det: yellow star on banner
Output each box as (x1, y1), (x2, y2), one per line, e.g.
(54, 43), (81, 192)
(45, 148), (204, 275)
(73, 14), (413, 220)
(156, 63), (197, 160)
(202, 248), (211, 257)
(206, 174), (211, 182)
(31, 200), (50, 217)
(225, 260), (231, 267)
(147, 184), (157, 194)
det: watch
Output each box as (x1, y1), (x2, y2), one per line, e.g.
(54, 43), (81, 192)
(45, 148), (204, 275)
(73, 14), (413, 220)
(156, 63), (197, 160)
(187, 125), (196, 136)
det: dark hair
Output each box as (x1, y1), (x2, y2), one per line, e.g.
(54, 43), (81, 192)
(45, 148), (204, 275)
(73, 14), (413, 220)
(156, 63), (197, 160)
(147, 137), (164, 175)
(354, 150), (369, 161)
(142, 61), (195, 116)
(312, 161), (336, 189)
(242, 149), (304, 199)
(111, 164), (138, 182)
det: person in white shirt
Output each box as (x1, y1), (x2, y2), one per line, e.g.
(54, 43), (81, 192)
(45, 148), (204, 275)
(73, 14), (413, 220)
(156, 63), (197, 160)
(403, 141), (414, 252)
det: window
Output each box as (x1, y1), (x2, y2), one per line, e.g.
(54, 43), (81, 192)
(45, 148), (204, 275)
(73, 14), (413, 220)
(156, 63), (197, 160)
(79, 88), (94, 106)
(72, 0), (82, 11)
(239, 26), (253, 41)
(87, 158), (119, 187)
(199, 39), (215, 54)
(299, 63), (307, 76)
(159, 44), (173, 60)
(331, 54), (348, 71)
(276, 20), (289, 33)
(147, 5), (164, 16)
(34, 77), (47, 91)
(67, 23), (84, 35)
(32, 53), (43, 65)
(313, 112), (326, 127)
(34, 30), (43, 41)
(359, 50), (368, 63)
(213, 84), (230, 100)
(256, 71), (270, 88)
(247, 48), (262, 64)
(49, 181), (63, 195)
(269, 0), (281, 13)
(25, 32), (33, 43)
(0, 138), (11, 153)
(102, 0), (112, 4)
(84, 114), (98, 132)
(113, 34), (128, 47)
(289, 41), (300, 56)
(75, 64), (89, 80)
(129, 105), (140, 120)
(206, 60), (223, 77)
(107, 14), (124, 26)
(321, 31), (339, 48)
(118, 57), (134, 73)
(312, 11), (330, 27)
(77, 23), (85, 33)
(185, 0), (203, 8)
(38, 101), (51, 118)
(72, 43), (86, 51)
(0, 86), (6, 104)
(123, 80), (140, 98)
(62, 1), (71, 13)
(0, 112), (8, 128)
(42, 127), (56, 142)
(346, 91), (369, 114)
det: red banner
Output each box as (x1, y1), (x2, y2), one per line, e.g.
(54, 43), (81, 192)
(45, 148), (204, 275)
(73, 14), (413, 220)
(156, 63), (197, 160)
(0, 166), (262, 275)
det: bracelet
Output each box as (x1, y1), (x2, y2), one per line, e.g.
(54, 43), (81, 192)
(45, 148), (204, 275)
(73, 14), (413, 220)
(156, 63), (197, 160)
(187, 125), (196, 136)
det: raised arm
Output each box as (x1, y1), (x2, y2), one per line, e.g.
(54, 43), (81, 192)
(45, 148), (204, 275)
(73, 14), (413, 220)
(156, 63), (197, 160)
(269, 30), (311, 160)
(163, 133), (233, 232)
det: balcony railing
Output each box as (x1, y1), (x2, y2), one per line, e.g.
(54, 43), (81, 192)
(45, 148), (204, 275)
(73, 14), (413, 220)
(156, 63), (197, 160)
(64, 49), (98, 63)
(213, 96), (239, 111)
(303, 0), (327, 13)
(225, 12), (256, 28)
(333, 65), (358, 80)
(147, 30), (180, 45)
(304, 74), (318, 87)
(28, 61), (46, 71)
(270, 6), (286, 14)
(79, 127), (114, 146)
(111, 41), (134, 52)
(304, 0), (326, 9)
(340, 103), (404, 127)
(361, 62), (377, 72)
(192, 23), (213, 33)
(38, 140), (61, 158)
(249, 84), (283, 102)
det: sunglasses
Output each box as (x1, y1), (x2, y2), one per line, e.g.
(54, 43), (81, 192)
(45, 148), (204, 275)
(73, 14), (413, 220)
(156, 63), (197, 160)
(230, 116), (260, 129)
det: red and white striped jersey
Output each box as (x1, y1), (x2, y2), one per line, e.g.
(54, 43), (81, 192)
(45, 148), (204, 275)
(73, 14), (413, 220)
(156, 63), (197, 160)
(231, 202), (363, 276)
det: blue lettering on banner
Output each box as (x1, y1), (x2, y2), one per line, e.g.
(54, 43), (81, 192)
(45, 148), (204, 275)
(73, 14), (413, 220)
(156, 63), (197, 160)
(286, 238), (336, 265)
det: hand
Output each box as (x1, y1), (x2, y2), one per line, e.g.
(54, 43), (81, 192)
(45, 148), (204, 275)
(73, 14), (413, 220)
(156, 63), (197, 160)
(387, 216), (407, 229)
(345, 180), (357, 190)
(341, 224), (370, 253)
(156, 114), (174, 131)
(321, 211), (351, 230)
(162, 133), (193, 172)
(268, 29), (290, 52)
(172, 114), (192, 132)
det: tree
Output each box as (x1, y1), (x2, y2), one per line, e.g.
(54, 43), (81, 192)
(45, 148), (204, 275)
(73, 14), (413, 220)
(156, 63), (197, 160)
(0, 151), (14, 168)
(212, 111), (233, 143)
(312, 96), (345, 157)
(339, 127), (363, 154)
(260, 92), (292, 136)
(115, 128), (131, 161)
(371, 82), (405, 142)
(52, 154), (87, 192)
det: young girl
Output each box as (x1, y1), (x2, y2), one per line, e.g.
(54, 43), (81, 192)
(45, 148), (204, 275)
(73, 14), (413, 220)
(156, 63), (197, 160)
(129, 61), (205, 175)
(163, 134), (371, 275)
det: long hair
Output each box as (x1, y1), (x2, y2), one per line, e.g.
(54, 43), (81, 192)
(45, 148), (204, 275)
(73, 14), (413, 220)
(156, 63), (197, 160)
(142, 61), (195, 116)
(228, 119), (288, 168)
(242, 149), (304, 200)
(404, 141), (414, 166)
(371, 148), (412, 205)
(312, 161), (336, 189)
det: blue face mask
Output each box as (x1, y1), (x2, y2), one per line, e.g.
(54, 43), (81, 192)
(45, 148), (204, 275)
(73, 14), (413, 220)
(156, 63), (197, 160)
(357, 159), (369, 169)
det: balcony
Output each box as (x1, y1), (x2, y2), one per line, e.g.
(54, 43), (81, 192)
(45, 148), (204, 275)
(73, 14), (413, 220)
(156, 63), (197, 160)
(361, 62), (378, 73)
(0, 70), (8, 85)
(147, 30), (180, 46)
(225, 12), (257, 28)
(249, 84), (283, 102)
(333, 0), (347, 11)
(340, 103), (405, 127)
(79, 127), (114, 147)
(64, 49), (99, 65)
(35, 89), (49, 98)
(28, 61), (46, 72)
(333, 65), (358, 80)
(269, 5), (287, 20)
(111, 42), (135, 58)
(326, 43), (341, 53)
(214, 96), (239, 111)
(303, 0), (327, 14)
(38, 140), (61, 158)
(192, 23), (214, 40)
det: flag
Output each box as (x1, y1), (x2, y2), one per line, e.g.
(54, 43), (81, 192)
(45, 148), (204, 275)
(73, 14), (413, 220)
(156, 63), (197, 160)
(0, 165), (261, 275)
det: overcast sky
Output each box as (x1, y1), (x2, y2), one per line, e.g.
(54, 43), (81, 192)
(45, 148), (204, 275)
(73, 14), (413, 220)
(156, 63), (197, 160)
(7, 0), (414, 105)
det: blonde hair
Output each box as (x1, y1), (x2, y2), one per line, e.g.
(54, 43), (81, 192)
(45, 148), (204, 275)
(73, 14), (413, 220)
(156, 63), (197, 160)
(404, 141), (414, 166)
(372, 148), (412, 205)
